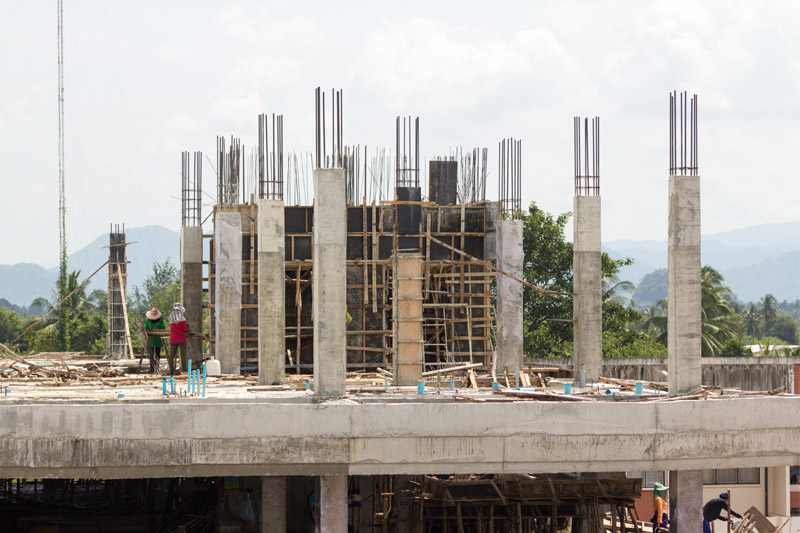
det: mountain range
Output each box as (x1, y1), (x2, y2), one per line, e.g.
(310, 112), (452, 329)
(0, 222), (797, 310)
(606, 221), (799, 304)
(0, 226), (179, 310)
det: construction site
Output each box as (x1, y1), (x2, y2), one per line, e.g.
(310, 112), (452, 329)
(0, 86), (798, 533)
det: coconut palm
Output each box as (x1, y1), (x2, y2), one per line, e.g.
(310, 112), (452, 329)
(603, 274), (636, 306)
(743, 304), (760, 337)
(641, 266), (740, 356)
(760, 294), (778, 337)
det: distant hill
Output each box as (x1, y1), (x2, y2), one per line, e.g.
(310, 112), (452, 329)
(606, 222), (800, 303)
(0, 226), (179, 307)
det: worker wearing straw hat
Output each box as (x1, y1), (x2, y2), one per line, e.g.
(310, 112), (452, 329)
(144, 307), (165, 374)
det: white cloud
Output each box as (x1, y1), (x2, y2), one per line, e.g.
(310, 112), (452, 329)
(352, 17), (585, 112)
(154, 45), (195, 62)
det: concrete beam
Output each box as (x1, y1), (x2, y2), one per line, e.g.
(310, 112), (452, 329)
(258, 199), (285, 385)
(668, 175), (701, 395)
(181, 226), (203, 363)
(496, 220), (524, 374)
(215, 211), (242, 375)
(573, 196), (602, 383)
(313, 169), (347, 397)
(0, 397), (797, 479)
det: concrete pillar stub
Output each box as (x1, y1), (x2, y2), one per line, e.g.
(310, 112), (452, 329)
(260, 476), (286, 532)
(258, 199), (286, 385)
(669, 470), (703, 533)
(180, 226), (203, 362)
(496, 220), (524, 374)
(573, 196), (602, 384)
(313, 169), (347, 397)
(319, 475), (348, 532)
(214, 211), (242, 375)
(668, 175), (701, 395)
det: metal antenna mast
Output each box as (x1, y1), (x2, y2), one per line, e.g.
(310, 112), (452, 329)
(57, 0), (68, 347)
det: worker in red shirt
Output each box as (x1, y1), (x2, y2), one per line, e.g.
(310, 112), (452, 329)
(168, 303), (190, 375)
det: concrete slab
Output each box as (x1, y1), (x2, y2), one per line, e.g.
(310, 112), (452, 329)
(0, 396), (797, 478)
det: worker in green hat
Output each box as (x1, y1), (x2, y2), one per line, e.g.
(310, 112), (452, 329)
(651, 482), (669, 531)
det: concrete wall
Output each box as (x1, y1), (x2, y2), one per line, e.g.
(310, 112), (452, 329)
(215, 211), (242, 374)
(668, 175), (701, 395)
(1, 397), (797, 479)
(496, 220), (524, 374)
(257, 199), (285, 385)
(573, 196), (602, 383)
(528, 358), (797, 392)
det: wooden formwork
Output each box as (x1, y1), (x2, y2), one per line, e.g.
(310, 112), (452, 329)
(203, 200), (496, 375)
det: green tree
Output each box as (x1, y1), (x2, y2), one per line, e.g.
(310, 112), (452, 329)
(765, 314), (799, 344)
(641, 266), (742, 356)
(130, 259), (181, 326)
(520, 202), (636, 357)
(760, 294), (778, 337)
(743, 304), (760, 337)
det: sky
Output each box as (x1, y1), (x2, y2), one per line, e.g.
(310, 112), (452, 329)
(0, 0), (798, 267)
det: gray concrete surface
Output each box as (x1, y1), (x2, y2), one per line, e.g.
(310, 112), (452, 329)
(313, 169), (347, 397)
(669, 470), (703, 533)
(261, 476), (286, 531)
(668, 175), (701, 395)
(215, 211), (242, 375)
(496, 220), (524, 374)
(180, 226), (203, 365)
(573, 196), (602, 383)
(319, 475), (347, 532)
(0, 396), (797, 479)
(258, 199), (286, 385)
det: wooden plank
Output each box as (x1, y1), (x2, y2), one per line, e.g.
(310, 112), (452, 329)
(116, 264), (134, 359)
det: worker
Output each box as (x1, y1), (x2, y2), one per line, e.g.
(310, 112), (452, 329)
(651, 482), (669, 531)
(144, 307), (165, 374)
(703, 492), (742, 533)
(167, 303), (189, 375)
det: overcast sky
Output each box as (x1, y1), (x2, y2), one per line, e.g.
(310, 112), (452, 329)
(0, 0), (798, 267)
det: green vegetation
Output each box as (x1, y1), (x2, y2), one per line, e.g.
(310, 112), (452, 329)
(519, 202), (798, 358)
(0, 260), (181, 356)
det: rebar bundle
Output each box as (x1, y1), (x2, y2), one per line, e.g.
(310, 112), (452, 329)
(573, 117), (600, 196)
(499, 138), (522, 219)
(258, 113), (284, 200)
(669, 91), (698, 176)
(181, 151), (202, 227)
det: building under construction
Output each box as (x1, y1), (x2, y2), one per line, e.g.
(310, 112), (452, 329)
(0, 88), (798, 532)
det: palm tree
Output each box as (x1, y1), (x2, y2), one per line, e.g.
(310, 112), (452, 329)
(603, 274), (636, 306)
(743, 304), (760, 337)
(760, 294), (778, 337)
(641, 266), (740, 356)
(699, 266), (740, 356)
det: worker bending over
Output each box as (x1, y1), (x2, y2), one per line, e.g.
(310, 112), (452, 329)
(703, 492), (742, 533)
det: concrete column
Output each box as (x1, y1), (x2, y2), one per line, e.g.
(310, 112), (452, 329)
(767, 466), (790, 517)
(668, 175), (701, 395)
(393, 254), (423, 385)
(573, 196), (602, 383)
(313, 169), (347, 397)
(496, 220), (524, 374)
(261, 476), (286, 532)
(669, 470), (703, 533)
(181, 226), (203, 363)
(258, 199), (285, 385)
(215, 211), (242, 374)
(320, 475), (348, 532)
